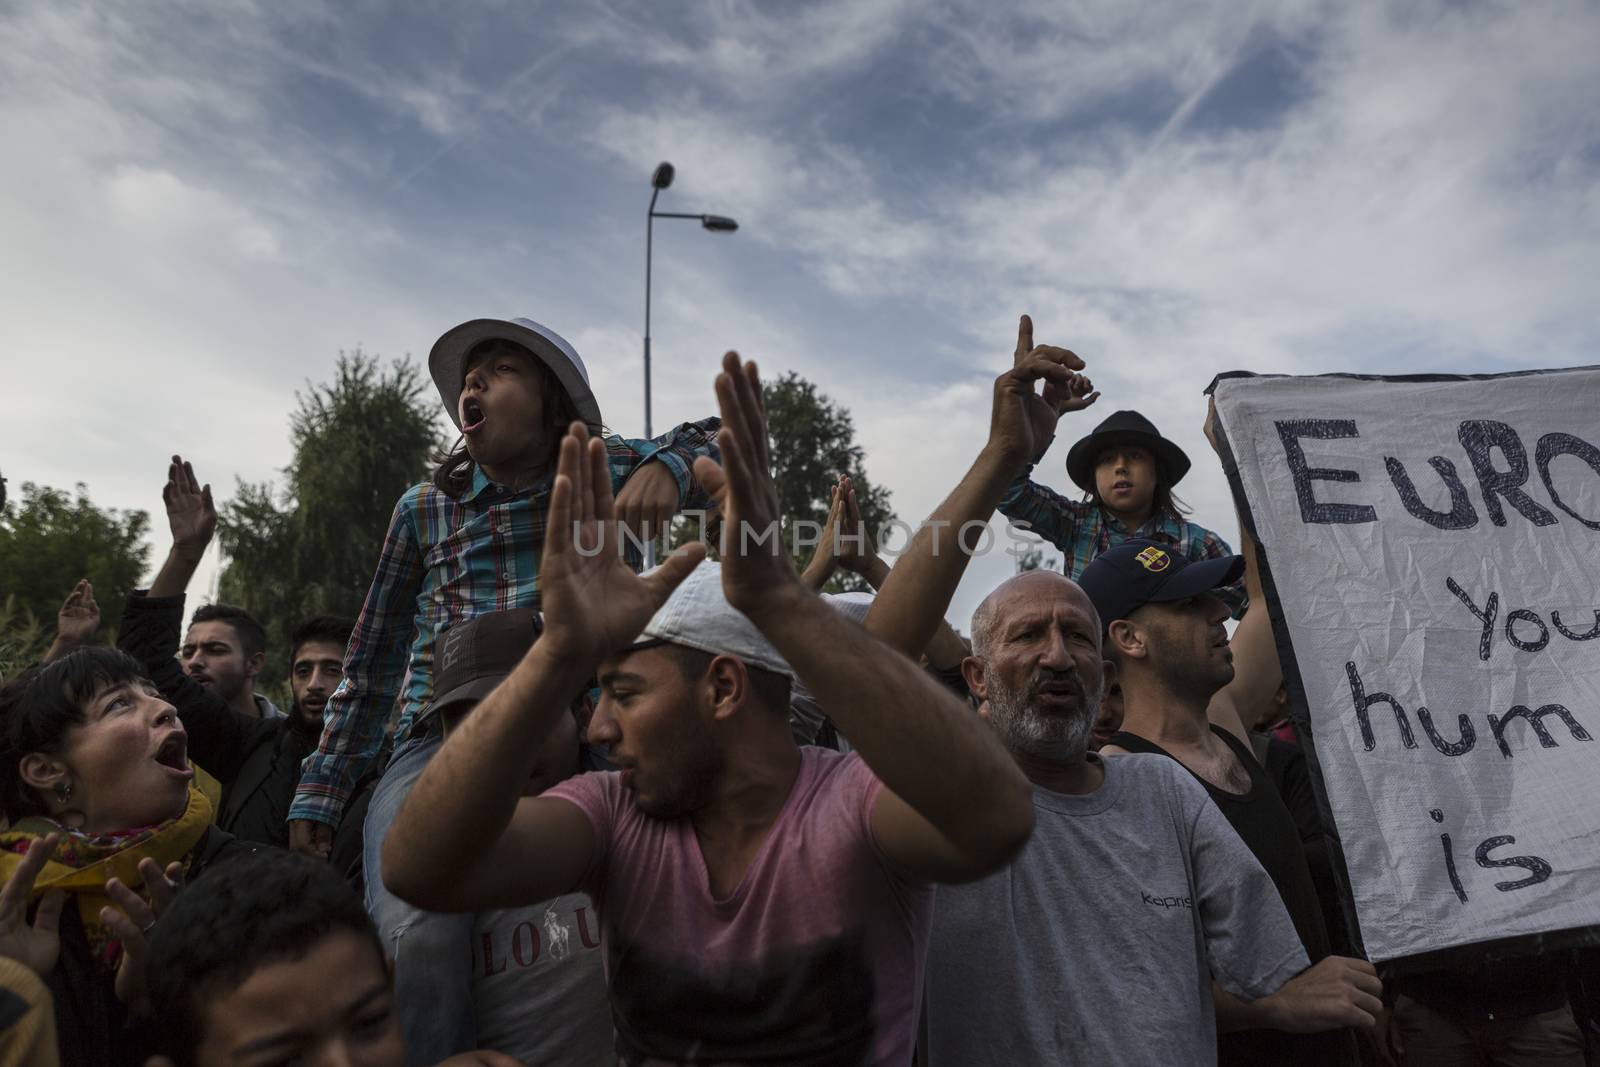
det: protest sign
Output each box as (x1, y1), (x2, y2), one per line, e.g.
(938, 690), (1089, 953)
(1211, 368), (1600, 962)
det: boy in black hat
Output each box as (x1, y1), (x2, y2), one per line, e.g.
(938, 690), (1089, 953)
(996, 316), (1243, 612)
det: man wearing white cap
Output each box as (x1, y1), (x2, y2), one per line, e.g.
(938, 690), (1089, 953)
(383, 351), (1036, 1065)
(287, 317), (721, 1060)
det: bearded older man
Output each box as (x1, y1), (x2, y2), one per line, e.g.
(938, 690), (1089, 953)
(863, 317), (1340, 1066)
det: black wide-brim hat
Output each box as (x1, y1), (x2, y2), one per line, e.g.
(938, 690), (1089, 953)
(1065, 410), (1192, 493)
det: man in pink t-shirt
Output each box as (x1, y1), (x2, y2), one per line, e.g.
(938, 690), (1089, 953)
(382, 351), (1048, 1064)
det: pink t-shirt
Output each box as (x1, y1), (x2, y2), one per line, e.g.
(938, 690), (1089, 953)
(544, 747), (933, 1066)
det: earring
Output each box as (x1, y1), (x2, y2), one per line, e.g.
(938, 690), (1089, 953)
(55, 781), (73, 803)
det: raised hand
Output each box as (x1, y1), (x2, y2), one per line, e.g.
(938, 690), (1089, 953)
(799, 481), (846, 590)
(1204, 394), (1223, 453)
(103, 857), (184, 1009)
(164, 455), (217, 560)
(1012, 316), (1092, 454)
(991, 324), (1088, 467)
(56, 579), (100, 644)
(691, 353), (801, 618)
(539, 423), (704, 665)
(834, 476), (877, 574)
(0, 835), (66, 977)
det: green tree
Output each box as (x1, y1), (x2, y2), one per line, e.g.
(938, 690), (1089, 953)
(1014, 546), (1061, 574)
(672, 372), (895, 593)
(217, 351), (442, 700)
(0, 482), (149, 678)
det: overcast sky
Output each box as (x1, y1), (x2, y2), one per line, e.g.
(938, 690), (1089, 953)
(3, 0), (1598, 629)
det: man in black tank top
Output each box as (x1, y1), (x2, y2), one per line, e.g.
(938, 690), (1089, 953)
(1081, 537), (1377, 1066)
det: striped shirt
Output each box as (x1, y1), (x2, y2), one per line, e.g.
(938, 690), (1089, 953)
(997, 465), (1245, 615)
(290, 419), (720, 829)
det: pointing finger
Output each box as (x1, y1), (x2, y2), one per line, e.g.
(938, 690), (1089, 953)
(1014, 315), (1034, 366)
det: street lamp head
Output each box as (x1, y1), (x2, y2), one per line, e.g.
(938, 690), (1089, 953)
(701, 214), (739, 233)
(651, 162), (675, 190)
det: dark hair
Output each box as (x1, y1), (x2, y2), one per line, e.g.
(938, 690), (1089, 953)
(189, 604), (267, 661)
(663, 644), (792, 717)
(1085, 445), (1192, 520)
(0, 647), (149, 821)
(289, 615), (354, 665)
(431, 339), (588, 498)
(145, 851), (386, 1067)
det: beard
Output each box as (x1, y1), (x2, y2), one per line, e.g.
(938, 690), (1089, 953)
(986, 668), (1099, 763)
(630, 715), (724, 819)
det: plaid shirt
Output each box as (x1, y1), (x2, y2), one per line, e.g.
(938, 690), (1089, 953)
(290, 419), (720, 829)
(997, 465), (1246, 615)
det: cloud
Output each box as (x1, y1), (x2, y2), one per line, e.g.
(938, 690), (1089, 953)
(2, 0), (1597, 632)
(567, 0), (921, 94)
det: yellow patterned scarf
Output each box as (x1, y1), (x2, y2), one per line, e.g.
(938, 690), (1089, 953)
(0, 786), (212, 963)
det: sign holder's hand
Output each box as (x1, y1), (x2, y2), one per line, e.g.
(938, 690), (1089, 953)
(539, 422), (704, 666)
(0, 834), (65, 977)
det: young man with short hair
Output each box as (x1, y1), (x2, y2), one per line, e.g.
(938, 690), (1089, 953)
(181, 603), (280, 720)
(288, 616), (352, 731)
(142, 850), (517, 1067)
(382, 351), (1035, 1064)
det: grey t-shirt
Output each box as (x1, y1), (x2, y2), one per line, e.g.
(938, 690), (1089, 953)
(923, 753), (1308, 1067)
(471, 892), (613, 1065)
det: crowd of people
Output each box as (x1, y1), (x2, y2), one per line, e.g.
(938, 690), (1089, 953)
(1, 314), (1594, 1066)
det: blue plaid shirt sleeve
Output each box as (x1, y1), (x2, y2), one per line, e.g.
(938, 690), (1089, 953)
(614, 416), (722, 509)
(290, 487), (427, 828)
(996, 464), (1096, 556)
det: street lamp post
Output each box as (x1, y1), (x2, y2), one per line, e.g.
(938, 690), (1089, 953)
(642, 162), (738, 568)
(644, 161), (738, 441)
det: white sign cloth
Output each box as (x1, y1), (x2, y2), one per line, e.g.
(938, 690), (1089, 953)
(1213, 369), (1600, 961)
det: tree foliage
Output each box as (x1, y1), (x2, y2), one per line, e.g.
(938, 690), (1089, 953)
(0, 482), (149, 677)
(1015, 546), (1061, 574)
(217, 351), (442, 695)
(673, 371), (895, 592)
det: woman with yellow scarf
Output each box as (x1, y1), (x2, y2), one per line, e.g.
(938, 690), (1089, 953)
(0, 646), (255, 1066)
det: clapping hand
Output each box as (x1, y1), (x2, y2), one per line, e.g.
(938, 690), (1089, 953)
(102, 857), (185, 1010)
(0, 835), (65, 978)
(691, 353), (802, 619)
(831, 476), (877, 574)
(800, 476), (879, 590)
(538, 423), (705, 666)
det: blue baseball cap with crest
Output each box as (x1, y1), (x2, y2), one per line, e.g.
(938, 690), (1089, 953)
(1078, 539), (1244, 632)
